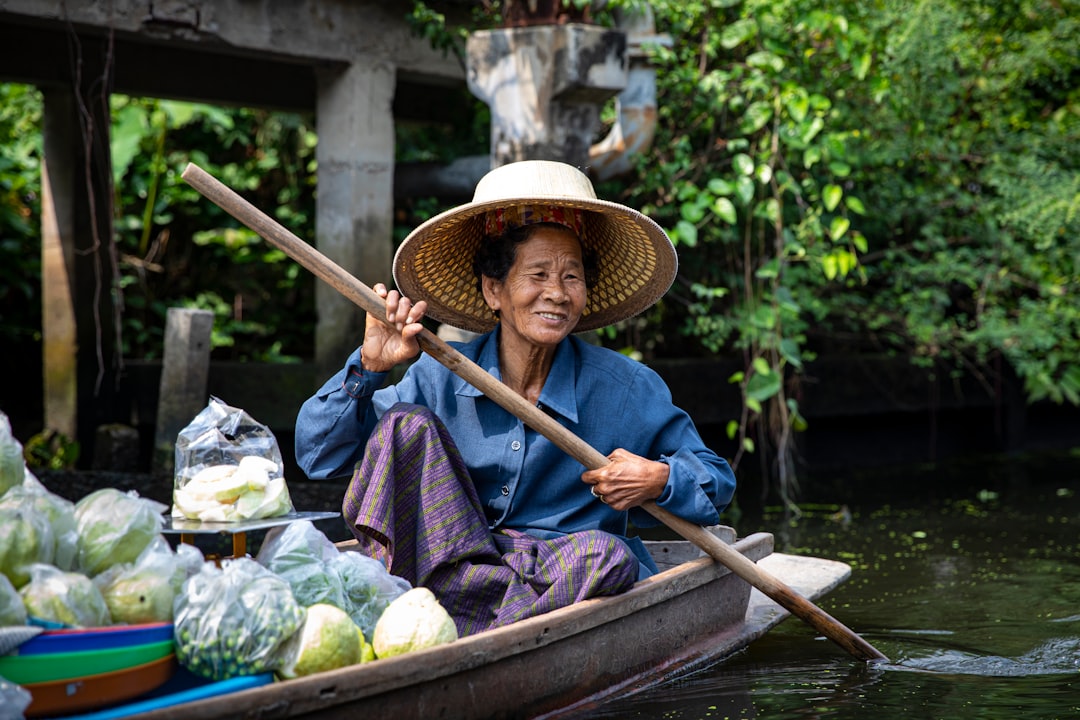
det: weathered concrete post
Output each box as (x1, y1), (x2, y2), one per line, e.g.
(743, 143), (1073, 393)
(314, 60), (397, 380)
(153, 308), (214, 474)
(466, 24), (628, 168)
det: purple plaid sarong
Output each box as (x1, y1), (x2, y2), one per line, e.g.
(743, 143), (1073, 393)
(342, 403), (639, 636)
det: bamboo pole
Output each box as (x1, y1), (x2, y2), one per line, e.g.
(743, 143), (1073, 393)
(181, 162), (889, 662)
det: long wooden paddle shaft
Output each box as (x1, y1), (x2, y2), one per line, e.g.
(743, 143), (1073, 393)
(181, 162), (888, 663)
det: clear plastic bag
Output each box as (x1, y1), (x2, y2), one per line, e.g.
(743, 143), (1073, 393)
(0, 574), (26, 627)
(256, 520), (410, 639)
(0, 674), (32, 720)
(19, 563), (111, 628)
(0, 474), (78, 572)
(172, 397), (294, 522)
(74, 488), (167, 578)
(92, 536), (206, 625)
(174, 557), (304, 680)
(256, 520), (346, 609)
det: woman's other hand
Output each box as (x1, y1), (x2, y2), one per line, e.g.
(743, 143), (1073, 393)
(360, 283), (428, 372)
(581, 448), (668, 512)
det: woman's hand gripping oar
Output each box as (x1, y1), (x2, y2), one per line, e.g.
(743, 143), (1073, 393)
(180, 162), (889, 663)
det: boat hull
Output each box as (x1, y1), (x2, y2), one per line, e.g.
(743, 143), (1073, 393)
(123, 531), (848, 719)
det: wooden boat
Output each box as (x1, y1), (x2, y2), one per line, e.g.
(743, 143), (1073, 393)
(108, 527), (850, 720)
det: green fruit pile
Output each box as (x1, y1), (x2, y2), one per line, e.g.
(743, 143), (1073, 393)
(175, 557), (304, 681)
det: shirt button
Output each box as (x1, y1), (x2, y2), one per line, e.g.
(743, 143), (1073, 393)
(511, 440), (521, 451)
(501, 485), (510, 496)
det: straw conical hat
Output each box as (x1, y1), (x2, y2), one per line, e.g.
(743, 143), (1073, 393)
(393, 160), (677, 334)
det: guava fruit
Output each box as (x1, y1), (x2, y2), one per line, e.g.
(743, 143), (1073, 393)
(371, 587), (458, 659)
(100, 571), (175, 624)
(277, 603), (365, 679)
(0, 413), (24, 498)
(0, 507), (53, 588)
(20, 564), (110, 628)
(0, 573), (27, 626)
(0, 476), (78, 572)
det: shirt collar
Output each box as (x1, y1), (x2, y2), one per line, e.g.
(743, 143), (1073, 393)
(453, 327), (580, 424)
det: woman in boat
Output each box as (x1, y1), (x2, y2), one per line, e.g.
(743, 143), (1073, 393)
(295, 160), (736, 636)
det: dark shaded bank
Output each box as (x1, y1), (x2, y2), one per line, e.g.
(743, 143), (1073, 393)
(34, 446), (1080, 554)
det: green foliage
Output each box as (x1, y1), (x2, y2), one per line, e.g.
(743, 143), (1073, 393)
(107, 97), (320, 361)
(0, 84), (43, 347)
(614, 0), (1080, 505)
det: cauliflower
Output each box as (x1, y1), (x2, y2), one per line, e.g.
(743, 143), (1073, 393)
(371, 587), (457, 659)
(277, 603), (366, 679)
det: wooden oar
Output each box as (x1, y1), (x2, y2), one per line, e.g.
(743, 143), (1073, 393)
(181, 162), (888, 663)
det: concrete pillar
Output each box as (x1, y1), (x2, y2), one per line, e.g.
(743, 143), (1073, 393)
(314, 60), (397, 380)
(467, 24), (627, 168)
(40, 88), (78, 441)
(153, 308), (214, 474)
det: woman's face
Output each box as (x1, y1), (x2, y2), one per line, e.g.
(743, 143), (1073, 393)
(481, 225), (588, 351)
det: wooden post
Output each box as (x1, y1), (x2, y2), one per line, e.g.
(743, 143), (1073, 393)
(39, 96), (78, 442)
(153, 308), (214, 475)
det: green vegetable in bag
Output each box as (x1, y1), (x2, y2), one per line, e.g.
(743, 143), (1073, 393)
(174, 557), (304, 681)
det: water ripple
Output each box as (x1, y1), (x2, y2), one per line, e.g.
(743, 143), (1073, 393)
(899, 636), (1080, 676)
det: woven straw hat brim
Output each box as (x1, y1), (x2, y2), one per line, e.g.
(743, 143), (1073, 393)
(393, 195), (677, 334)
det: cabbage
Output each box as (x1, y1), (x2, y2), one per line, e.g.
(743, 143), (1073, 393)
(0, 507), (54, 588)
(20, 564), (111, 628)
(74, 489), (166, 577)
(371, 587), (457, 659)
(276, 603), (365, 679)
(0, 412), (24, 498)
(0, 573), (27, 626)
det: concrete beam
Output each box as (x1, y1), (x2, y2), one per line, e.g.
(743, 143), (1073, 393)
(0, 1), (463, 82)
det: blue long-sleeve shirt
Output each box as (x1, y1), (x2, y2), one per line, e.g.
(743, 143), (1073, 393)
(295, 330), (736, 577)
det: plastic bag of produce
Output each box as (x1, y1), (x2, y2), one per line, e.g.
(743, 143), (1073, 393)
(255, 520), (410, 638)
(0, 474), (78, 572)
(174, 557), (304, 681)
(331, 550), (411, 639)
(20, 563), (111, 628)
(74, 489), (167, 578)
(172, 397), (294, 522)
(0, 574), (27, 626)
(0, 675), (31, 720)
(94, 536), (205, 625)
(0, 507), (55, 588)
(255, 520), (346, 609)
(0, 411), (24, 498)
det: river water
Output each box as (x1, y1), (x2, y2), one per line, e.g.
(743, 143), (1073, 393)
(574, 451), (1080, 719)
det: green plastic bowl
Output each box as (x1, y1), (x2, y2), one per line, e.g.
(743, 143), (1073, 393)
(0, 638), (174, 686)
